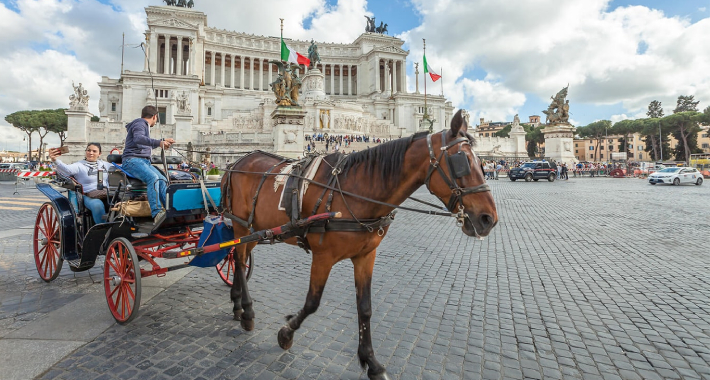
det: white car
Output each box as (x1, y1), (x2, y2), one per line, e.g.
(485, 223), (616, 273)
(648, 167), (703, 186)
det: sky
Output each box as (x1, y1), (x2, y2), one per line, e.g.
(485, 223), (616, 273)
(0, 0), (708, 152)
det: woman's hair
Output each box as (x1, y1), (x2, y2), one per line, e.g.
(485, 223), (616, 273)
(86, 143), (102, 153)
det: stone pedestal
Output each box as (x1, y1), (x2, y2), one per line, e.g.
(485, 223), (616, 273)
(63, 109), (93, 163)
(302, 69), (327, 102)
(271, 107), (307, 159)
(174, 114), (193, 143)
(542, 123), (577, 165)
(509, 125), (527, 157)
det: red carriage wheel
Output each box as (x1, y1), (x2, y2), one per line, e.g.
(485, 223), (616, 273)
(33, 202), (64, 282)
(104, 237), (142, 324)
(217, 249), (253, 286)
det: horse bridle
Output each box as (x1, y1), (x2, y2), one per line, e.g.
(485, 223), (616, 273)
(424, 130), (491, 216)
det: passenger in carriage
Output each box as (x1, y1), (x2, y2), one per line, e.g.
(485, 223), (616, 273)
(122, 105), (176, 225)
(49, 143), (111, 224)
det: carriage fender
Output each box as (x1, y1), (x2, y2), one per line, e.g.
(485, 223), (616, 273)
(36, 183), (80, 261)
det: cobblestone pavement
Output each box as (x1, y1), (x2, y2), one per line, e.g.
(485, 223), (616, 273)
(2, 177), (710, 379)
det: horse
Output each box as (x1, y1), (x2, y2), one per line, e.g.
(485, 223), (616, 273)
(221, 109), (498, 380)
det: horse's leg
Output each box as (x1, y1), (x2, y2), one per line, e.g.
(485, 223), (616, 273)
(352, 249), (389, 380)
(233, 242), (257, 331)
(229, 247), (242, 321)
(277, 255), (335, 350)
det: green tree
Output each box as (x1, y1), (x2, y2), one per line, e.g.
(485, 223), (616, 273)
(647, 100), (664, 118)
(525, 125), (545, 157)
(673, 95), (699, 113)
(4, 109), (67, 161)
(577, 120), (611, 161)
(611, 119), (643, 158)
(5, 110), (37, 160)
(494, 123), (531, 138)
(662, 111), (703, 163)
(639, 118), (669, 161)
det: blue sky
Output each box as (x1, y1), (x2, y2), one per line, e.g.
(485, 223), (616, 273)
(0, 0), (709, 151)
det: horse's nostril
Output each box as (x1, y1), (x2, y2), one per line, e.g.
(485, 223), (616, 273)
(480, 214), (494, 228)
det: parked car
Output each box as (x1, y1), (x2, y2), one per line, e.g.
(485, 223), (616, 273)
(508, 161), (557, 182)
(648, 167), (703, 186)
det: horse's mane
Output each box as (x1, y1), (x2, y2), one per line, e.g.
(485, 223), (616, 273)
(328, 131), (429, 187)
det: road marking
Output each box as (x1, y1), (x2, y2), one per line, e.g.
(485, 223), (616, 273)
(0, 200), (44, 206)
(0, 206), (32, 211)
(0, 197), (46, 202)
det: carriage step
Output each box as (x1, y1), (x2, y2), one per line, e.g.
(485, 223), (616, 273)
(66, 259), (81, 268)
(131, 232), (150, 238)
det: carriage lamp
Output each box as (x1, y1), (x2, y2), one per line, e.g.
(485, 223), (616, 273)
(97, 170), (104, 190)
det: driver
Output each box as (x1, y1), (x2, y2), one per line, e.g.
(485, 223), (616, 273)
(49, 143), (111, 224)
(122, 105), (175, 225)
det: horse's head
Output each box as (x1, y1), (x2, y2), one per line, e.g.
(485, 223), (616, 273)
(424, 109), (498, 237)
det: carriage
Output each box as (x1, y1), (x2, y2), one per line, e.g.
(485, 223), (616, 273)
(32, 153), (255, 323)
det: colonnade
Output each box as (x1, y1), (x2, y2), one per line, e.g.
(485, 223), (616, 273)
(146, 33), (194, 76)
(312, 63), (357, 96)
(377, 59), (405, 94)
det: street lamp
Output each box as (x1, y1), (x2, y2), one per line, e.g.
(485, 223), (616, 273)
(659, 122), (663, 162)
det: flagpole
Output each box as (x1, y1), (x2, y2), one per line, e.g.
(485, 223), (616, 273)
(423, 38), (428, 127)
(440, 67), (443, 96)
(280, 18), (284, 63)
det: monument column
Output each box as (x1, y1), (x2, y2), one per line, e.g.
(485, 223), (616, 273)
(250, 57), (255, 90)
(149, 31), (158, 73)
(219, 52), (225, 86)
(230, 55), (235, 88)
(189, 38), (195, 76)
(258, 58), (264, 91)
(239, 56), (245, 89)
(210, 51), (216, 86)
(393, 60), (398, 94)
(375, 57), (380, 92)
(330, 64), (335, 95)
(384, 61), (390, 94)
(163, 34), (171, 74)
(268, 61), (273, 88)
(346, 65), (351, 96)
(176, 37), (183, 75)
(338, 64), (343, 95)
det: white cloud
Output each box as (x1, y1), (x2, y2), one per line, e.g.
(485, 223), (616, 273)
(461, 79), (526, 123)
(610, 114), (630, 123)
(404, 0), (710, 121)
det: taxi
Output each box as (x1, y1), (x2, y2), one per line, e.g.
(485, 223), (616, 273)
(648, 167), (703, 186)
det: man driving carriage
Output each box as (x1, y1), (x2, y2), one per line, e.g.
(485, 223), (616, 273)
(122, 105), (175, 225)
(49, 142), (111, 224)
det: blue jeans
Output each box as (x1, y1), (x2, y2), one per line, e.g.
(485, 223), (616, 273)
(84, 196), (106, 224)
(122, 157), (167, 217)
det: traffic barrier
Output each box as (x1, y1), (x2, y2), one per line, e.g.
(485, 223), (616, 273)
(0, 169), (19, 173)
(17, 171), (55, 177)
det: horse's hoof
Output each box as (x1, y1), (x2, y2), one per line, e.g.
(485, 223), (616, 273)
(233, 310), (243, 321)
(241, 318), (254, 331)
(277, 326), (294, 350)
(369, 370), (390, 380)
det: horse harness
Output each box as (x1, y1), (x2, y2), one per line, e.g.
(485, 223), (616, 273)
(424, 130), (491, 216)
(222, 151), (394, 253)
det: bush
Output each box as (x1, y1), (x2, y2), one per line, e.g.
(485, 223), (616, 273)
(207, 168), (220, 175)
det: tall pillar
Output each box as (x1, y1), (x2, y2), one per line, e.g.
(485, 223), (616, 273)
(230, 55), (235, 88)
(250, 57), (255, 90)
(346, 65), (350, 96)
(240, 56), (245, 89)
(176, 37), (183, 75)
(189, 38), (194, 76)
(219, 52), (225, 86)
(384, 62), (390, 93)
(210, 51), (216, 86)
(375, 58), (380, 92)
(339, 64), (343, 95)
(400, 60), (406, 94)
(268, 61), (272, 89)
(330, 64), (334, 95)
(393, 60), (398, 94)
(163, 34), (171, 74)
(258, 58), (264, 91)
(143, 35), (149, 71)
(149, 31), (158, 73)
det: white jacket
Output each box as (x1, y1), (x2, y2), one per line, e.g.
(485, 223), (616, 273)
(54, 159), (111, 193)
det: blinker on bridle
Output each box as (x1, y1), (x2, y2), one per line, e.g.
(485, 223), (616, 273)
(424, 130), (491, 220)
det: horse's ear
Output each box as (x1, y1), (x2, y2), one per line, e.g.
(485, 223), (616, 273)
(450, 109), (468, 137)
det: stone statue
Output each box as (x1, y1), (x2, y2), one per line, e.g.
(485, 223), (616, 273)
(414, 62), (419, 93)
(364, 15), (376, 33)
(269, 61), (300, 106)
(375, 22), (388, 34)
(513, 114), (520, 126)
(307, 40), (321, 68)
(164, 0), (193, 7)
(542, 85), (570, 124)
(69, 81), (90, 110)
(177, 91), (191, 114)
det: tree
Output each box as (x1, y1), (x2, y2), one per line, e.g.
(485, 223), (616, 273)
(494, 123), (531, 138)
(525, 125), (545, 157)
(646, 100), (664, 118)
(5, 110), (38, 161)
(577, 120), (611, 161)
(639, 118), (669, 161)
(673, 95), (699, 113)
(662, 111), (703, 163)
(611, 119), (642, 158)
(3, 109), (67, 161)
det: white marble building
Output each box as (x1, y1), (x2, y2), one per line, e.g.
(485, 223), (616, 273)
(66, 5), (455, 165)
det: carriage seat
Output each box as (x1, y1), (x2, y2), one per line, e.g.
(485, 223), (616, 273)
(108, 164), (147, 191)
(106, 154), (182, 165)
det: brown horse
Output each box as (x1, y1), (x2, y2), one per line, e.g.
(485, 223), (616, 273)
(221, 109), (498, 379)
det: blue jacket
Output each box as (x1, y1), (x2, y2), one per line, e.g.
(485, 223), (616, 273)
(123, 118), (161, 159)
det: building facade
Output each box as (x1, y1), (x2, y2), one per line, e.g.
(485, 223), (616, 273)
(68, 5), (454, 165)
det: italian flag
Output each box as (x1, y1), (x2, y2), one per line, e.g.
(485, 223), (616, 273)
(423, 54), (441, 82)
(281, 38), (310, 66)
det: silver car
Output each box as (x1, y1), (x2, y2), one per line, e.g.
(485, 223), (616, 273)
(648, 167), (703, 186)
